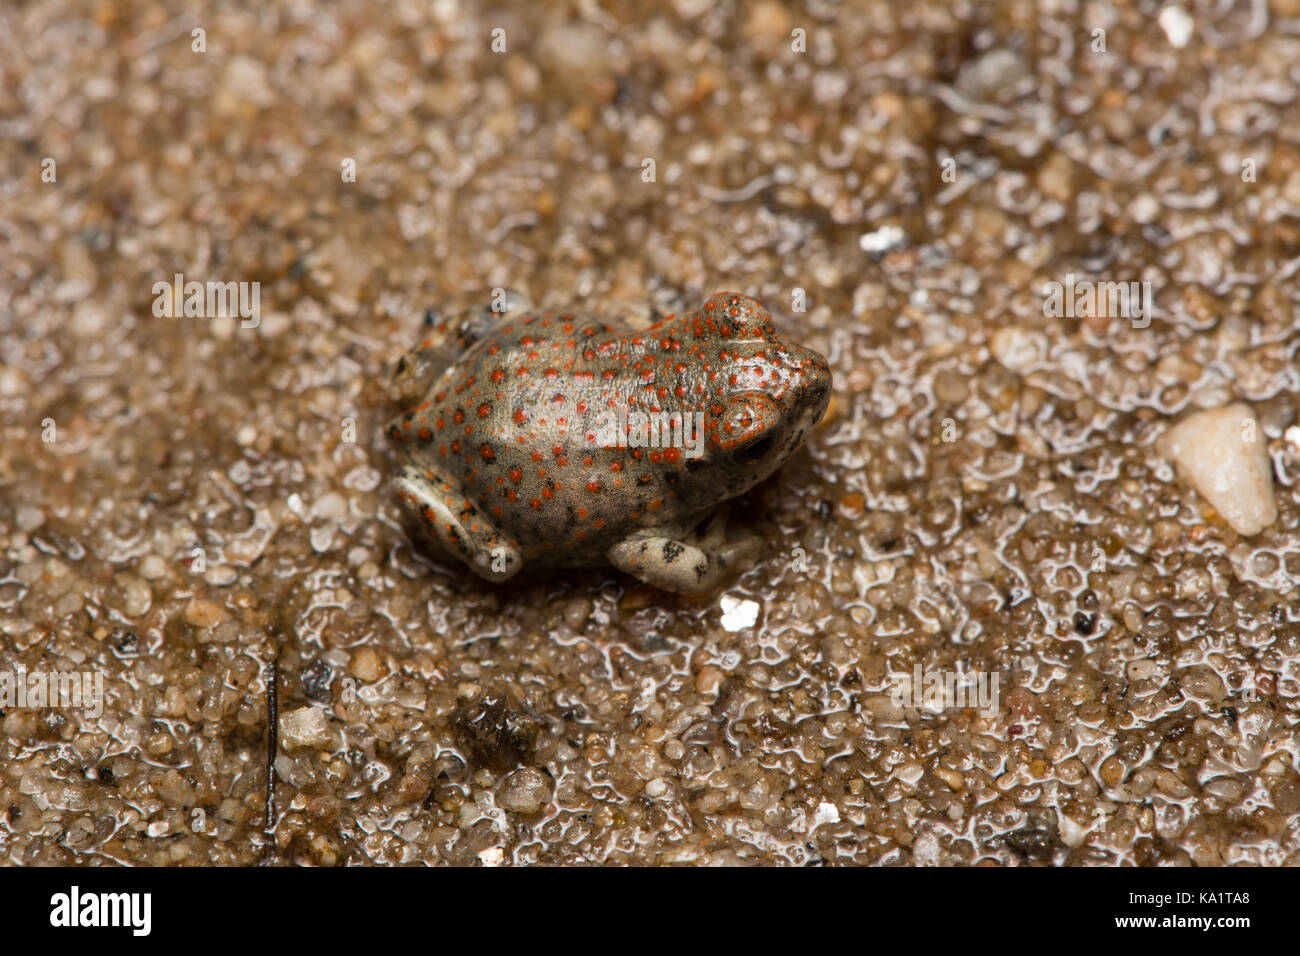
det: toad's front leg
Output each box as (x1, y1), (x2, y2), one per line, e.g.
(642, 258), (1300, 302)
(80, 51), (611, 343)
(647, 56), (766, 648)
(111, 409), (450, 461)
(606, 515), (762, 595)
(393, 464), (522, 583)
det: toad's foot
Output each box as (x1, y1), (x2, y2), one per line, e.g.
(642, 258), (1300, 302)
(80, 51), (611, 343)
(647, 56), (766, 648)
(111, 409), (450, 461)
(393, 464), (522, 583)
(389, 290), (532, 406)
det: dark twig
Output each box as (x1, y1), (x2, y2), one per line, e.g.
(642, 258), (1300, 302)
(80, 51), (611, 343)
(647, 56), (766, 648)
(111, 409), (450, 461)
(265, 655), (279, 835)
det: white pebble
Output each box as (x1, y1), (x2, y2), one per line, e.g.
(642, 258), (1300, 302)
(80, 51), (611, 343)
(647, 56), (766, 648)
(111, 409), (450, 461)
(1158, 5), (1194, 49)
(1159, 403), (1278, 536)
(138, 554), (169, 580)
(15, 506), (45, 532)
(720, 595), (760, 632)
(312, 492), (348, 520)
(810, 801), (840, 830)
(990, 326), (1043, 373)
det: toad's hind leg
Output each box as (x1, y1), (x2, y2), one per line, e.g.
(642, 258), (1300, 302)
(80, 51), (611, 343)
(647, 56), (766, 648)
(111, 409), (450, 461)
(390, 292), (532, 406)
(607, 522), (763, 595)
(393, 464), (522, 583)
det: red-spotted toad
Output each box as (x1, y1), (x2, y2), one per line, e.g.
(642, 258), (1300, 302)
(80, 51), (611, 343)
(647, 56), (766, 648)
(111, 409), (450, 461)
(386, 292), (831, 593)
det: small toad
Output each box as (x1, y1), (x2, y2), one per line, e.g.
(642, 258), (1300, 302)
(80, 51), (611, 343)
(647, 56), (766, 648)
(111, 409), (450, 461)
(386, 292), (831, 593)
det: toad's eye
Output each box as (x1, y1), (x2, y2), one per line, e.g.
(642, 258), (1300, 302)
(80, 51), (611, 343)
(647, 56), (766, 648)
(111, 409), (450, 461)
(734, 432), (776, 464)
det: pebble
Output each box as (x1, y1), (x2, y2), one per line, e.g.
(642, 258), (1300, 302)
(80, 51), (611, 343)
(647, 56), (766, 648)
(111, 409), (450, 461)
(105, 574), (152, 618)
(312, 492), (348, 520)
(1158, 5), (1194, 49)
(719, 596), (760, 632)
(280, 706), (335, 751)
(497, 768), (552, 814)
(349, 646), (386, 682)
(955, 48), (1028, 103)
(990, 326), (1043, 374)
(1159, 403), (1279, 536)
(15, 506), (45, 532)
(138, 554), (169, 580)
(695, 665), (724, 695)
(1284, 170), (1300, 206)
(182, 597), (231, 629)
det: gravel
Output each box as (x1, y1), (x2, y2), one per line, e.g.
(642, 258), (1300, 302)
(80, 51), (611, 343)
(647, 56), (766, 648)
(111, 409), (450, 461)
(1, 0), (1299, 867)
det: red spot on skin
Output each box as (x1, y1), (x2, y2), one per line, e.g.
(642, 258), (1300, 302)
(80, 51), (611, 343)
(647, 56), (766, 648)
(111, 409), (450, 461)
(436, 418), (446, 429)
(439, 444), (448, 456)
(664, 447), (681, 463)
(583, 455), (594, 466)
(454, 410), (464, 425)
(451, 441), (462, 454)
(481, 445), (494, 460)
(531, 450), (543, 462)
(586, 479), (601, 492)
(419, 427), (431, 440)
(542, 486), (554, 499)
(492, 370), (506, 384)
(577, 508), (588, 519)
(514, 408), (528, 424)
(402, 420), (411, 430)
(478, 404), (491, 417)
(610, 461), (622, 472)
(509, 467), (523, 482)
(507, 490), (518, 501)
(529, 498), (542, 509)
